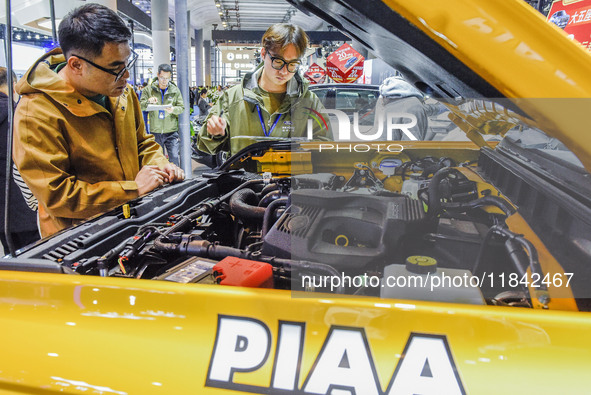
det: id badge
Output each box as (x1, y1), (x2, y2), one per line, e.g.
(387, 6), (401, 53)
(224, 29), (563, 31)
(158, 110), (165, 119)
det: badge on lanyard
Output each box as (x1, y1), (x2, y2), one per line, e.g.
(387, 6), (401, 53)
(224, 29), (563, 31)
(256, 105), (282, 137)
(159, 88), (168, 119)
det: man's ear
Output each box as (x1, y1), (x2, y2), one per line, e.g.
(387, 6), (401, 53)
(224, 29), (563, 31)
(260, 48), (266, 59)
(67, 56), (84, 76)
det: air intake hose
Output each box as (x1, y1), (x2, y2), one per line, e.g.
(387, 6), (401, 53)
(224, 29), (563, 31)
(229, 188), (266, 221)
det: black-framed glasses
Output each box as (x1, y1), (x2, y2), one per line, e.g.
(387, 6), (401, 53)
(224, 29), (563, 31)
(72, 49), (138, 82)
(267, 52), (301, 73)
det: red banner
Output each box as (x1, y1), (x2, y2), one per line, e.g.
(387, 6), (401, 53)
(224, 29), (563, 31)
(325, 43), (365, 83)
(548, 0), (591, 50)
(303, 63), (326, 84)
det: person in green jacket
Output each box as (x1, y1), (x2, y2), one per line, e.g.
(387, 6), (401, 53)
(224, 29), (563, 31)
(140, 64), (185, 166)
(198, 23), (331, 156)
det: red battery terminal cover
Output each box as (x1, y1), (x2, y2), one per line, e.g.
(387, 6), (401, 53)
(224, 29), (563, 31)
(213, 257), (274, 288)
(213, 256), (273, 288)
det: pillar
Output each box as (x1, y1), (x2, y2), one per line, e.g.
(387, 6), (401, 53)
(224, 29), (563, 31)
(204, 40), (211, 86)
(187, 11), (193, 86)
(151, 0), (170, 73)
(174, 0), (192, 177)
(195, 29), (204, 86)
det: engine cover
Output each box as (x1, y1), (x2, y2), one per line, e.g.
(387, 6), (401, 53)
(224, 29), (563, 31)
(262, 189), (425, 269)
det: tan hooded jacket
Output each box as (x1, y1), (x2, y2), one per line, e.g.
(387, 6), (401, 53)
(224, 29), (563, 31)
(13, 48), (169, 237)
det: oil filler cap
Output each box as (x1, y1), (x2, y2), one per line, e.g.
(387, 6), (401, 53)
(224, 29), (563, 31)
(406, 255), (437, 274)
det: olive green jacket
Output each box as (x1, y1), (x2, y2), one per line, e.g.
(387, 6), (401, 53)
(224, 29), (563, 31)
(198, 63), (331, 155)
(139, 79), (185, 134)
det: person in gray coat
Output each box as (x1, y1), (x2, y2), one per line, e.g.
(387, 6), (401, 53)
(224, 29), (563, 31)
(374, 76), (442, 141)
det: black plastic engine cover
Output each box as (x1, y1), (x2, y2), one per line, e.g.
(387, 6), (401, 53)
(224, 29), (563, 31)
(262, 189), (425, 269)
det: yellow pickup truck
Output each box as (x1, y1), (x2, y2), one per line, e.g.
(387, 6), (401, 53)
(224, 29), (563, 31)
(3, 0), (591, 393)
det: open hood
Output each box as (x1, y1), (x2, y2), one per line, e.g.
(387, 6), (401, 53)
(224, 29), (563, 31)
(289, 0), (591, 172)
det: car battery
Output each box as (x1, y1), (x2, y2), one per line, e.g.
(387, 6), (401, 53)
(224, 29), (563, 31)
(154, 256), (216, 284)
(213, 257), (274, 288)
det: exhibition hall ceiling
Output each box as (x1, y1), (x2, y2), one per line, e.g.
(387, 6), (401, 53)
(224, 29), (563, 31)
(0, 0), (326, 44)
(125, 0), (325, 33)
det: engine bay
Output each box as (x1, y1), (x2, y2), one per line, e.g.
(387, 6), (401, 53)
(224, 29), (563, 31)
(16, 142), (572, 311)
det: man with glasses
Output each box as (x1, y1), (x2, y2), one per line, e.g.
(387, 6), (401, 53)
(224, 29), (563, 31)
(13, 4), (184, 237)
(140, 64), (185, 166)
(198, 23), (330, 156)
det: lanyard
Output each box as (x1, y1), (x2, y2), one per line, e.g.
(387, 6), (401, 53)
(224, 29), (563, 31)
(160, 87), (168, 104)
(256, 105), (282, 137)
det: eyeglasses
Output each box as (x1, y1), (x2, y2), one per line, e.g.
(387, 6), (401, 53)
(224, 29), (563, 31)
(72, 49), (138, 82)
(158, 76), (171, 81)
(267, 52), (301, 73)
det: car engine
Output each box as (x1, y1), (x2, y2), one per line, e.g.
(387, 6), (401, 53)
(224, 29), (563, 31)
(21, 144), (553, 310)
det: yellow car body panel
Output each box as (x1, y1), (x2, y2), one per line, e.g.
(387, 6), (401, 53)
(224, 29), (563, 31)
(0, 270), (590, 394)
(382, 0), (591, 99)
(380, 0), (591, 172)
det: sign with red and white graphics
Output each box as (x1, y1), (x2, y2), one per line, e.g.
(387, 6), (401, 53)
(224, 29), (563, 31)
(547, 0), (591, 50)
(304, 63), (326, 84)
(326, 43), (365, 83)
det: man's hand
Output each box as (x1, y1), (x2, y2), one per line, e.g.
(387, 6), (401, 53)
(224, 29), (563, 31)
(165, 106), (174, 114)
(148, 97), (158, 104)
(207, 115), (227, 137)
(162, 163), (185, 183)
(135, 165), (168, 196)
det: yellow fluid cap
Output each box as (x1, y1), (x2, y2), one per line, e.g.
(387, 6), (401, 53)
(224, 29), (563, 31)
(335, 235), (349, 247)
(122, 204), (131, 219)
(406, 255), (437, 274)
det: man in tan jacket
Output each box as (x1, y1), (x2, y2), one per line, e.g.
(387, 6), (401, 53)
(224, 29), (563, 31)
(13, 4), (184, 237)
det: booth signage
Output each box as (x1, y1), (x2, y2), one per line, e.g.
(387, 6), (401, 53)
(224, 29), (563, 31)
(221, 49), (257, 71)
(326, 43), (365, 83)
(304, 63), (326, 84)
(547, 0), (591, 50)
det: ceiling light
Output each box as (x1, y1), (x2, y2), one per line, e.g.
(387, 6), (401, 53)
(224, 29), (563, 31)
(218, 11), (223, 15)
(216, 3), (220, 7)
(35, 34), (40, 39)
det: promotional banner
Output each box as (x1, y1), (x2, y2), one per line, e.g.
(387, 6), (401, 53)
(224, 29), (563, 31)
(303, 63), (326, 84)
(547, 0), (591, 50)
(326, 43), (365, 83)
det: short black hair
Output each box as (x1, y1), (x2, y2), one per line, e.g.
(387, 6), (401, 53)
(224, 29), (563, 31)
(59, 3), (131, 59)
(199, 88), (208, 96)
(158, 64), (173, 74)
(0, 67), (16, 87)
